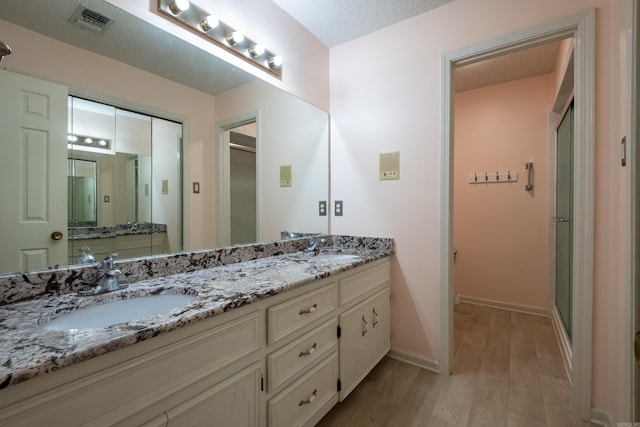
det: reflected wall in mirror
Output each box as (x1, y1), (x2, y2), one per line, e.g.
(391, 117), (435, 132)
(0, 0), (329, 276)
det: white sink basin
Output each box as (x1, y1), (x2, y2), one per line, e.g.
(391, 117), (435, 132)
(311, 253), (359, 261)
(43, 294), (197, 331)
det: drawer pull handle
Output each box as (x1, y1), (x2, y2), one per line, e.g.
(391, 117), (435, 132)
(372, 308), (379, 328)
(298, 343), (317, 357)
(299, 389), (317, 406)
(299, 303), (317, 315)
(362, 315), (368, 336)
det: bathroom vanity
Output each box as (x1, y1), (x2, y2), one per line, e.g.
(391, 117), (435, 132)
(0, 236), (392, 426)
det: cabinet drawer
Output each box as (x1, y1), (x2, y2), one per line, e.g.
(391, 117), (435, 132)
(268, 282), (338, 345)
(267, 319), (337, 392)
(339, 260), (390, 306)
(268, 352), (339, 427)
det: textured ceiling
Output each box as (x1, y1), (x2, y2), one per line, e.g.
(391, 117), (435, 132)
(454, 41), (563, 93)
(0, 0), (565, 98)
(272, 0), (454, 47)
(0, 0), (256, 96)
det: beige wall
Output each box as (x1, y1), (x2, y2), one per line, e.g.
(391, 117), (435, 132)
(329, 0), (628, 420)
(453, 73), (554, 310)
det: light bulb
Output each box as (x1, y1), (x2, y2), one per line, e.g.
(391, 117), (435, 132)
(84, 138), (93, 144)
(67, 135), (78, 142)
(98, 140), (108, 146)
(200, 15), (219, 32)
(248, 44), (265, 57)
(168, 0), (189, 15)
(268, 55), (283, 68)
(226, 31), (245, 45)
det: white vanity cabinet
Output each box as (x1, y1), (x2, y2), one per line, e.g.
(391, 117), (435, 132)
(264, 281), (340, 427)
(0, 308), (262, 427)
(337, 259), (391, 400)
(0, 256), (391, 427)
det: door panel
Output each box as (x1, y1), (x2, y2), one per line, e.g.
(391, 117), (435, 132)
(0, 70), (68, 273)
(556, 101), (574, 340)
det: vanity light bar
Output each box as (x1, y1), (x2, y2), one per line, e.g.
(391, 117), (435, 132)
(158, 0), (283, 78)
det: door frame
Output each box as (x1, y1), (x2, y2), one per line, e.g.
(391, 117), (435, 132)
(216, 112), (261, 247)
(439, 9), (595, 420)
(629, 0), (640, 420)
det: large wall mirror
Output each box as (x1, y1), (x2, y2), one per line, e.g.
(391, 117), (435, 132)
(0, 0), (329, 275)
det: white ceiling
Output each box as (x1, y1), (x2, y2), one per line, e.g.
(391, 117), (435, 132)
(0, 0), (567, 97)
(272, 0), (454, 48)
(454, 41), (563, 92)
(271, 0), (565, 92)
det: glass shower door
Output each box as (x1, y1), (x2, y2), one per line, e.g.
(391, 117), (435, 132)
(555, 101), (574, 340)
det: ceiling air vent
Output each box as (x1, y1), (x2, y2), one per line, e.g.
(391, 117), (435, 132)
(68, 5), (114, 34)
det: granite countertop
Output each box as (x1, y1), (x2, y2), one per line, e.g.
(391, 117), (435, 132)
(0, 246), (391, 390)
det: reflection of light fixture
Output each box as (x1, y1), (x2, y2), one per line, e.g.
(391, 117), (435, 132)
(158, 0), (282, 78)
(199, 14), (219, 32)
(226, 31), (245, 45)
(168, 0), (190, 15)
(268, 55), (283, 68)
(248, 44), (265, 57)
(67, 133), (113, 153)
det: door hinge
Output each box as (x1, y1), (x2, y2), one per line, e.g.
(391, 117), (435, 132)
(337, 378), (342, 392)
(337, 325), (341, 339)
(261, 375), (264, 392)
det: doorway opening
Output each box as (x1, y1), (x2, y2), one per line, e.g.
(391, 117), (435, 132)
(218, 116), (259, 247)
(441, 10), (595, 420)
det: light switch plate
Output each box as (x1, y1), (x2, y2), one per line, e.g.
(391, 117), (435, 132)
(193, 182), (200, 194)
(319, 201), (327, 216)
(335, 200), (343, 216)
(161, 180), (168, 194)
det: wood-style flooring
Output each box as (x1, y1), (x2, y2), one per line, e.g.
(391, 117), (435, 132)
(317, 302), (595, 427)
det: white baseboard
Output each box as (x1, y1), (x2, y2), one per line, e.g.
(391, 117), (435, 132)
(387, 348), (440, 374)
(590, 407), (613, 427)
(550, 305), (572, 382)
(459, 295), (548, 317)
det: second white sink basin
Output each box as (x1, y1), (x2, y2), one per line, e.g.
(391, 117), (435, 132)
(43, 294), (197, 331)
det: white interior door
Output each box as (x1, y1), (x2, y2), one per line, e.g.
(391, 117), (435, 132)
(0, 69), (68, 273)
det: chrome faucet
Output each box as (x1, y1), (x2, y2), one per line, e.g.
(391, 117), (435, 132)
(80, 245), (96, 264)
(304, 237), (326, 256)
(92, 252), (122, 294)
(127, 220), (138, 232)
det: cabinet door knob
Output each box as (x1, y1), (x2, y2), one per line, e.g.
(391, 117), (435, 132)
(299, 303), (317, 315)
(362, 315), (368, 336)
(372, 308), (379, 327)
(299, 389), (317, 406)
